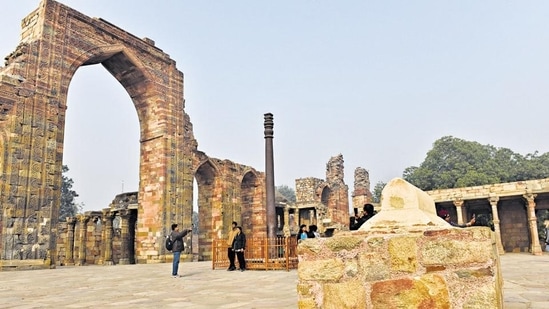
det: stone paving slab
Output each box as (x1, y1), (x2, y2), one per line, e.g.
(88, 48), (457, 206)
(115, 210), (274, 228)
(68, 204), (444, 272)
(0, 253), (547, 308)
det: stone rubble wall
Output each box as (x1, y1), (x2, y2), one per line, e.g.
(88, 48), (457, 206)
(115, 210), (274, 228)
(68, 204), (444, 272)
(298, 178), (503, 309)
(297, 228), (502, 308)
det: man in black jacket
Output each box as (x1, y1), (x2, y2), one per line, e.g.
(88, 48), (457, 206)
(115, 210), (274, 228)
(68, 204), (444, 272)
(350, 203), (376, 230)
(170, 223), (192, 278)
(232, 226), (246, 271)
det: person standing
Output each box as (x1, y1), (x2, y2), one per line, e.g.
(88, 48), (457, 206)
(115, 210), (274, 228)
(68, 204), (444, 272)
(307, 225), (320, 238)
(232, 226), (246, 271)
(226, 221), (238, 271)
(297, 224), (308, 242)
(350, 203), (376, 230)
(170, 223), (192, 278)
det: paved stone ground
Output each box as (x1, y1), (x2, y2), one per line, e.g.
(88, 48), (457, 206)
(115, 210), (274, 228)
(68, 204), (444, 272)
(0, 253), (547, 308)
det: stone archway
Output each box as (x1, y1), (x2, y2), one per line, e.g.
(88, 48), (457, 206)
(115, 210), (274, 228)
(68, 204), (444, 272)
(0, 0), (196, 267)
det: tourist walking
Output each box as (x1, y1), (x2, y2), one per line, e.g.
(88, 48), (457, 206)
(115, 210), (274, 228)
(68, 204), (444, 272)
(233, 226), (246, 271)
(170, 223), (192, 278)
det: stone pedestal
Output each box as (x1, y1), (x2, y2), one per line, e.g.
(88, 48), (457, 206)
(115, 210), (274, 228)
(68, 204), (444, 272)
(297, 178), (503, 309)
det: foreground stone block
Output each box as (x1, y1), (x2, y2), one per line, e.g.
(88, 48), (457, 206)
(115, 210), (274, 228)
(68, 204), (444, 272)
(297, 178), (503, 308)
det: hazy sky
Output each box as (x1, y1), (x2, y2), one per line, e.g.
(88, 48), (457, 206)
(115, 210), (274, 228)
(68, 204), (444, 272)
(2, 1), (549, 212)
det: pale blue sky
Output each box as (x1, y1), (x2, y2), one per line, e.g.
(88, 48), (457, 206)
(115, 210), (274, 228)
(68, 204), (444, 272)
(2, 1), (549, 212)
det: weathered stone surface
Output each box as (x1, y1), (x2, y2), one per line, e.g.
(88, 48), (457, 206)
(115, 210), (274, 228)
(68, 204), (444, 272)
(298, 259), (345, 281)
(421, 237), (493, 266)
(324, 236), (363, 252)
(357, 252), (390, 281)
(371, 275), (450, 309)
(323, 280), (366, 309)
(388, 236), (418, 272)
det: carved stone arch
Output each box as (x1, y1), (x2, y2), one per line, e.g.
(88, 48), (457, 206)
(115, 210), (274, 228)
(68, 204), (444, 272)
(240, 170), (260, 235)
(194, 159), (220, 183)
(193, 159), (220, 261)
(319, 184), (331, 206)
(0, 0), (196, 267)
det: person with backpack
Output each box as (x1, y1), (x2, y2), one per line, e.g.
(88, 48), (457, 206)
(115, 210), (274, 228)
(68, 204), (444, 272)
(169, 223), (192, 278)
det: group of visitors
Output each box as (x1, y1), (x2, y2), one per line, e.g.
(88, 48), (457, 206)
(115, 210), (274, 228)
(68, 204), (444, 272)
(169, 202), (493, 278)
(168, 221), (247, 278)
(226, 221), (247, 272)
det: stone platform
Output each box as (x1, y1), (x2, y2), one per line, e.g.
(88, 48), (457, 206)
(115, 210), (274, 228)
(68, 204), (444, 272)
(0, 253), (547, 308)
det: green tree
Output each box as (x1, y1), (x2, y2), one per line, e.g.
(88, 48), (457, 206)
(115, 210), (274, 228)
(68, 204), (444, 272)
(403, 136), (549, 190)
(59, 165), (81, 221)
(372, 181), (386, 203)
(276, 185), (296, 203)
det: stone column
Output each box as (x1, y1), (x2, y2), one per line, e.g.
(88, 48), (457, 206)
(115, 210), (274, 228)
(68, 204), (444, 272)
(488, 195), (505, 255)
(523, 192), (542, 255)
(309, 209), (315, 226)
(65, 217), (77, 265)
(283, 205), (291, 237)
(118, 209), (131, 265)
(102, 209), (115, 265)
(264, 113), (276, 239)
(77, 214), (90, 266)
(453, 198), (464, 225)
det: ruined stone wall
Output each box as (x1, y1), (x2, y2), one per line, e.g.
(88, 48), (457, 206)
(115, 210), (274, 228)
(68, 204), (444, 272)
(295, 178), (323, 204)
(297, 228), (502, 308)
(191, 151), (265, 261)
(298, 178), (503, 308)
(352, 167), (372, 210)
(294, 155), (350, 231)
(0, 0), (196, 267)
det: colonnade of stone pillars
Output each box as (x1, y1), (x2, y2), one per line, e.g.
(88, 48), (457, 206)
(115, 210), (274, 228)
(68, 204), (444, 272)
(450, 192), (542, 255)
(64, 209), (134, 266)
(523, 192), (543, 255)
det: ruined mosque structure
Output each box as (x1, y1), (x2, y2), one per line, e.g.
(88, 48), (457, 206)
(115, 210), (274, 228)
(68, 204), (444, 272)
(0, 0), (357, 269)
(1, 0), (549, 271)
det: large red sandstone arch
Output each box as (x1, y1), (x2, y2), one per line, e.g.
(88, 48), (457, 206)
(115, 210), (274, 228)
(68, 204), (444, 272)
(0, 0), (196, 266)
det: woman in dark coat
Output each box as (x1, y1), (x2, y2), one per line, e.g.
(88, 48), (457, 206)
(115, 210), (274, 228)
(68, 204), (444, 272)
(232, 226), (246, 271)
